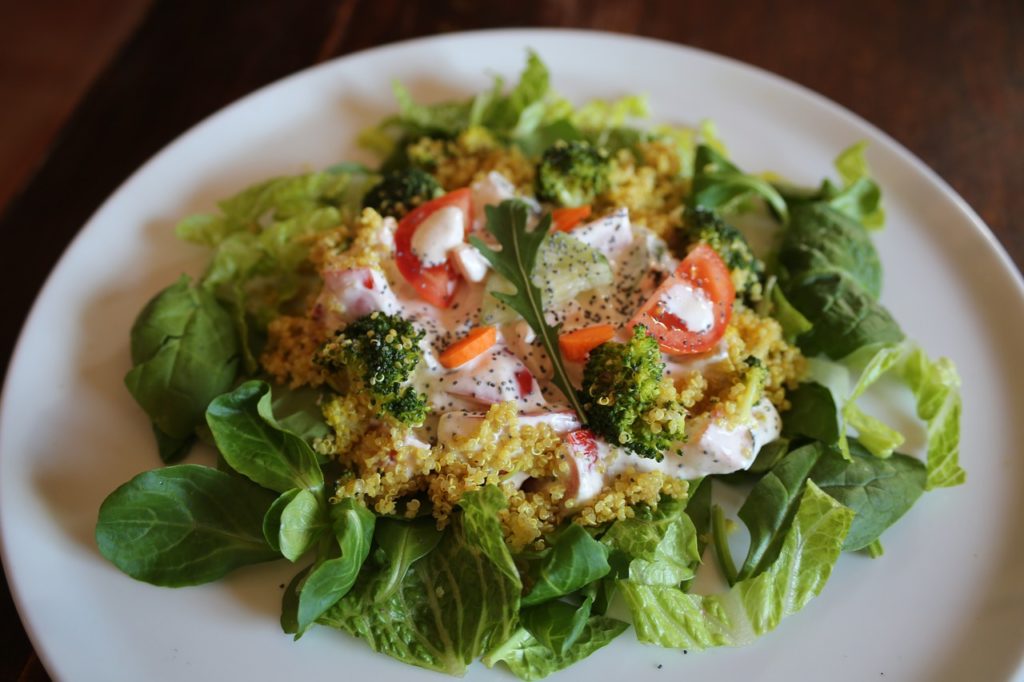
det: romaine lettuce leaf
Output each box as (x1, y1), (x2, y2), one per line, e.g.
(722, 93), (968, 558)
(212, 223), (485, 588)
(484, 617), (628, 681)
(621, 481), (853, 649)
(320, 486), (520, 676)
(601, 496), (701, 587)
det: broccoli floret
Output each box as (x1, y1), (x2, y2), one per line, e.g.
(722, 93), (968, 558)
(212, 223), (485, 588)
(581, 325), (687, 460)
(685, 207), (765, 300)
(536, 140), (611, 208)
(362, 168), (443, 219)
(316, 311), (428, 425)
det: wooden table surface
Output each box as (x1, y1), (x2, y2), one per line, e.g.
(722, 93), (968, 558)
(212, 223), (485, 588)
(2, 1), (1021, 679)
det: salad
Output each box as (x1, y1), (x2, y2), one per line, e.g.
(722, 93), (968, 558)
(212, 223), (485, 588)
(96, 53), (964, 679)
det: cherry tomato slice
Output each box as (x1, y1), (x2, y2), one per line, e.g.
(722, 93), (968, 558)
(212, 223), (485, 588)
(394, 188), (472, 308)
(629, 243), (735, 354)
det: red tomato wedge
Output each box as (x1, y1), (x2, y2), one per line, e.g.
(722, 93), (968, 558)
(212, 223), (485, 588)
(394, 188), (472, 307)
(629, 243), (735, 354)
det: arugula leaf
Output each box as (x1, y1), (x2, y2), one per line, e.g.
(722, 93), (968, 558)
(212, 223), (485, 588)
(470, 200), (586, 418)
(811, 441), (926, 550)
(483, 617), (628, 681)
(690, 144), (789, 222)
(373, 517), (443, 602)
(521, 523), (610, 606)
(735, 443), (825, 581)
(206, 380), (323, 493)
(320, 486), (520, 676)
(96, 465), (278, 586)
(295, 498), (375, 635)
(621, 481), (853, 649)
(124, 275), (239, 461)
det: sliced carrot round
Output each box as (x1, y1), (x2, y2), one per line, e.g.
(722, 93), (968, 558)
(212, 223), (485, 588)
(439, 326), (498, 369)
(551, 205), (592, 232)
(558, 324), (616, 362)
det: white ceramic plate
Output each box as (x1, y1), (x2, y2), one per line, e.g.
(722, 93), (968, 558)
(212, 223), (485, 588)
(2, 29), (1023, 682)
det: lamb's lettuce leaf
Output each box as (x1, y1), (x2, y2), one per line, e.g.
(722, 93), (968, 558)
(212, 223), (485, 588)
(690, 144), (789, 222)
(320, 486), (520, 676)
(206, 380), (323, 494)
(294, 498), (375, 635)
(96, 465), (279, 586)
(621, 481), (853, 649)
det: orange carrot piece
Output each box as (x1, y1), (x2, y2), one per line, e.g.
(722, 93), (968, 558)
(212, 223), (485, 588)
(559, 324), (616, 362)
(439, 326), (498, 369)
(551, 205), (592, 232)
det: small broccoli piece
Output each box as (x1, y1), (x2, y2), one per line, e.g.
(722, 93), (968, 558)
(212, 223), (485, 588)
(581, 325), (687, 460)
(362, 168), (443, 219)
(316, 311), (428, 425)
(685, 207), (765, 300)
(535, 140), (611, 208)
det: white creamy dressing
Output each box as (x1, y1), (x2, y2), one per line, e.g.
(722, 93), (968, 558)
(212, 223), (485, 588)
(603, 397), (782, 482)
(317, 171), (776, 504)
(659, 282), (714, 333)
(410, 205), (465, 266)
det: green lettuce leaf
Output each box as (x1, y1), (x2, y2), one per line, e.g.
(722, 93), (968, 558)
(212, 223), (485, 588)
(837, 342), (965, 489)
(320, 486), (520, 676)
(602, 496), (701, 586)
(484, 617), (628, 681)
(621, 480), (853, 649)
(177, 169), (371, 369)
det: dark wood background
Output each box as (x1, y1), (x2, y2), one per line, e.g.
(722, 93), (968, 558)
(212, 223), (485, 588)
(2, 1), (1021, 679)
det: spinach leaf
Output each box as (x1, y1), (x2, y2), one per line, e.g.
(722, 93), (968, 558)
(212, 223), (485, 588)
(690, 144), (789, 222)
(781, 382), (841, 448)
(602, 496), (700, 586)
(736, 443), (825, 581)
(124, 275), (239, 462)
(373, 517), (443, 602)
(779, 203), (883, 298)
(521, 523), (610, 606)
(206, 380), (323, 493)
(519, 596), (593, 655)
(95, 465), (278, 586)
(621, 481), (853, 650)
(784, 272), (904, 359)
(811, 440), (926, 550)
(295, 498), (375, 635)
(320, 486), (520, 676)
(483, 617), (628, 681)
